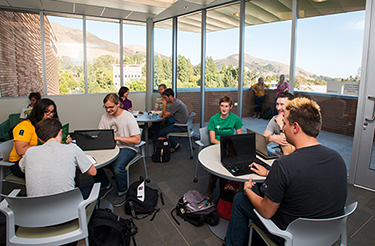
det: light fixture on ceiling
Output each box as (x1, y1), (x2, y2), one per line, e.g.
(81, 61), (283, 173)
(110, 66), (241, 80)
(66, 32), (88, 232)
(233, 12), (240, 16)
(184, 6), (188, 9)
(313, 0), (327, 2)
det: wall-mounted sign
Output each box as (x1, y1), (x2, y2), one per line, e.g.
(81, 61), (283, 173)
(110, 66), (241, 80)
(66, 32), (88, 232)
(327, 81), (342, 94)
(343, 81), (359, 96)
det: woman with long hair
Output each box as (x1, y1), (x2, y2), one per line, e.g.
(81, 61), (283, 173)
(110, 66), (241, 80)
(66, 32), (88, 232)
(9, 98), (60, 178)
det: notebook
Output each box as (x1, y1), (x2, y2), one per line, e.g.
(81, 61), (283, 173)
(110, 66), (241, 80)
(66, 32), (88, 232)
(220, 133), (269, 176)
(74, 129), (116, 151)
(246, 129), (282, 160)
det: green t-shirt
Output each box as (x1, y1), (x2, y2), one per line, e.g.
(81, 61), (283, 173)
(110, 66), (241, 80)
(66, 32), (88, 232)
(207, 112), (244, 143)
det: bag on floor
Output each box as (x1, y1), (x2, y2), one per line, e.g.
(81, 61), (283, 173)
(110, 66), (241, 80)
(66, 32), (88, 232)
(88, 208), (137, 246)
(125, 177), (161, 220)
(171, 190), (219, 227)
(152, 137), (171, 162)
(217, 181), (239, 220)
(261, 107), (273, 120)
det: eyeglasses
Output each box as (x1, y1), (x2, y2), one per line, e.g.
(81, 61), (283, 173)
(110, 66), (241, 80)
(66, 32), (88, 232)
(44, 110), (55, 116)
(103, 105), (116, 109)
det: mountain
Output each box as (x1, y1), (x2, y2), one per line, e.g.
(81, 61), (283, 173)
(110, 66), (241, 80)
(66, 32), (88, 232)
(215, 54), (315, 79)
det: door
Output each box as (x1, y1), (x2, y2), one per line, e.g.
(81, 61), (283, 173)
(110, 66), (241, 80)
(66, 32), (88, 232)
(349, 0), (375, 190)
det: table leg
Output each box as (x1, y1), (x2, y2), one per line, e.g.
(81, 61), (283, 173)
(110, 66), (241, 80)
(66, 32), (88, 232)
(144, 122), (149, 154)
(208, 217), (229, 240)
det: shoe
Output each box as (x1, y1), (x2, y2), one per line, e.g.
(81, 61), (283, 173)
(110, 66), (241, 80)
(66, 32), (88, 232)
(113, 193), (127, 207)
(99, 183), (113, 199)
(171, 143), (182, 153)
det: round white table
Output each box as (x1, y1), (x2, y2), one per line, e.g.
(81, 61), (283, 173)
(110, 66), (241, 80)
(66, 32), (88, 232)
(135, 113), (164, 156)
(198, 144), (274, 183)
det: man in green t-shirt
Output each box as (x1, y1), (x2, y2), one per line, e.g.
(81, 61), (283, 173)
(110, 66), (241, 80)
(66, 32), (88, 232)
(206, 96), (244, 199)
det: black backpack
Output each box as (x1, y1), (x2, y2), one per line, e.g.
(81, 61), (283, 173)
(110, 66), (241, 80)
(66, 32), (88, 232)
(171, 190), (219, 227)
(88, 208), (137, 246)
(125, 178), (162, 220)
(152, 137), (171, 162)
(261, 107), (273, 120)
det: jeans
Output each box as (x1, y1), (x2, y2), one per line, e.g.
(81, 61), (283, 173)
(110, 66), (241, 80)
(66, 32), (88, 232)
(226, 192), (284, 246)
(10, 162), (25, 179)
(152, 116), (175, 141)
(157, 124), (186, 148)
(94, 147), (137, 196)
(254, 96), (265, 114)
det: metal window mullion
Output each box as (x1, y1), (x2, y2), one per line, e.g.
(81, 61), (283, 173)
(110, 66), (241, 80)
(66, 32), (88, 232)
(288, 0), (298, 93)
(40, 11), (47, 95)
(237, 0), (245, 118)
(120, 20), (124, 87)
(83, 16), (88, 94)
(172, 17), (177, 95)
(146, 18), (154, 111)
(200, 9), (206, 127)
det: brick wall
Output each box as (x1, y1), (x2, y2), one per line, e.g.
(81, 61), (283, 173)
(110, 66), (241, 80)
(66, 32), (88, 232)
(177, 89), (357, 137)
(0, 10), (58, 97)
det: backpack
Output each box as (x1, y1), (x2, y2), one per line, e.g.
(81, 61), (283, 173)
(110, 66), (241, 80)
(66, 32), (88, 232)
(261, 107), (273, 120)
(88, 208), (137, 246)
(125, 177), (161, 220)
(171, 190), (219, 227)
(217, 181), (239, 220)
(152, 137), (171, 162)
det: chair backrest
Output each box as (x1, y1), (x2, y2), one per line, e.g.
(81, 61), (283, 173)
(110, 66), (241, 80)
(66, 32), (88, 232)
(187, 112), (196, 133)
(2, 188), (84, 227)
(286, 202), (357, 246)
(0, 140), (13, 162)
(199, 127), (210, 146)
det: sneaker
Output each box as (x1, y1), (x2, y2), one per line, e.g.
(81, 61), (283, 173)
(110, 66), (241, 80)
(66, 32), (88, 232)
(171, 143), (182, 153)
(99, 183), (113, 199)
(113, 193), (127, 207)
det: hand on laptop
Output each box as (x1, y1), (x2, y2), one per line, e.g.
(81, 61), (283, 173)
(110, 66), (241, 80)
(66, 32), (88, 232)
(249, 163), (269, 176)
(270, 134), (288, 146)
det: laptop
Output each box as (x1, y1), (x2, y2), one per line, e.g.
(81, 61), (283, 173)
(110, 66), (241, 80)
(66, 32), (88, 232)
(74, 129), (116, 151)
(220, 133), (269, 176)
(246, 129), (282, 159)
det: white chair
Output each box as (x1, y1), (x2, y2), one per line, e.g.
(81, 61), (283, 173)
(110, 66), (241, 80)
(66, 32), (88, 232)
(0, 182), (101, 246)
(193, 127), (210, 182)
(166, 112), (196, 159)
(125, 128), (149, 189)
(0, 140), (25, 195)
(249, 202), (358, 246)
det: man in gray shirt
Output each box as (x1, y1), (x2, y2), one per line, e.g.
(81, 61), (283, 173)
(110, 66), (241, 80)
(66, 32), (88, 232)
(157, 88), (189, 152)
(263, 92), (295, 155)
(21, 118), (97, 197)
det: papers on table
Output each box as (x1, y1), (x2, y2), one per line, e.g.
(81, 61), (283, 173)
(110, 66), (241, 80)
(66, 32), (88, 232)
(86, 155), (97, 164)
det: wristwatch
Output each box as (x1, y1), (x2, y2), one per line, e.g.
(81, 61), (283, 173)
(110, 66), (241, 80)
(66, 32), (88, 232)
(243, 187), (251, 192)
(279, 130), (284, 133)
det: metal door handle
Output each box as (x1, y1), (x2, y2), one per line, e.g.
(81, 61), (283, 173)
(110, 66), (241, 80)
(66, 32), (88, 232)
(365, 96), (375, 122)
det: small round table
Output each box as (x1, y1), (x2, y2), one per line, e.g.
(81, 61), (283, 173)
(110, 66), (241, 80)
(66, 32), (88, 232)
(135, 113), (164, 156)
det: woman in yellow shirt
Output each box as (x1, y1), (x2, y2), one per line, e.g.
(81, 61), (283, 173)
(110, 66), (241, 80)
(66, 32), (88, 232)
(251, 77), (268, 118)
(9, 98), (60, 178)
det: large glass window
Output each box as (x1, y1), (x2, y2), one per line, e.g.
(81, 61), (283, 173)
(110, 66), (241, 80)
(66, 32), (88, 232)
(154, 19), (173, 89)
(122, 21), (146, 92)
(86, 17), (120, 94)
(177, 12), (201, 90)
(47, 15), (83, 95)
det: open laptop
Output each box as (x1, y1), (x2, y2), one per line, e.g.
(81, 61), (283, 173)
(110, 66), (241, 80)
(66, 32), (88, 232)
(220, 133), (269, 176)
(74, 129), (116, 151)
(247, 129), (282, 159)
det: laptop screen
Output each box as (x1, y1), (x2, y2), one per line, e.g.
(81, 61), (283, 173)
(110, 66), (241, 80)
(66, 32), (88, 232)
(74, 129), (116, 151)
(220, 133), (256, 163)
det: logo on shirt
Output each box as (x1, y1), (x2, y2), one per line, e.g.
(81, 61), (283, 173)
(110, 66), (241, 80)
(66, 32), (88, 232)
(216, 125), (220, 129)
(19, 130), (24, 136)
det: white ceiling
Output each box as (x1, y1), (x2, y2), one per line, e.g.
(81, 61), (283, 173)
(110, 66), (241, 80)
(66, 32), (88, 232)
(0, 0), (366, 32)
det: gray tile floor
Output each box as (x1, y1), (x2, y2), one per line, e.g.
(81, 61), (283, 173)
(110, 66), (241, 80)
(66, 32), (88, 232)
(3, 117), (374, 246)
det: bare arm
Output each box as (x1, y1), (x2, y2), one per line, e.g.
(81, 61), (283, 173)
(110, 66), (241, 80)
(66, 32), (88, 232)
(244, 178), (280, 219)
(114, 134), (141, 145)
(162, 100), (172, 118)
(209, 130), (220, 145)
(236, 128), (242, 134)
(83, 165), (97, 176)
(263, 129), (288, 145)
(14, 140), (33, 156)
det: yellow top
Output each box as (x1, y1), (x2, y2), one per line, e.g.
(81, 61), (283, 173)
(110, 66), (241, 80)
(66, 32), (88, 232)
(9, 119), (38, 162)
(253, 84), (266, 96)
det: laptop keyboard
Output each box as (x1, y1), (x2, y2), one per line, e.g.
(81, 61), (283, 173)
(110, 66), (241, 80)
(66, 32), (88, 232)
(224, 158), (270, 176)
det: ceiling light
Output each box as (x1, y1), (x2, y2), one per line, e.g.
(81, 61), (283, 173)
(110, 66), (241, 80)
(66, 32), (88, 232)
(313, 0), (327, 2)
(233, 12), (240, 17)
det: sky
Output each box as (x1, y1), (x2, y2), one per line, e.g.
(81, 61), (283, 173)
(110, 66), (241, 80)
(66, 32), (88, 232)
(48, 10), (365, 79)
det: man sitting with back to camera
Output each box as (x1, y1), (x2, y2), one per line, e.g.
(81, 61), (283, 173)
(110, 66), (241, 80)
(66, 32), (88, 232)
(263, 92), (295, 155)
(21, 118), (97, 197)
(226, 97), (347, 246)
(156, 88), (189, 153)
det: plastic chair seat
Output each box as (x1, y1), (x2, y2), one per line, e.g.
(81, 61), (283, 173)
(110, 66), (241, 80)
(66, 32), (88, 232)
(125, 153), (142, 172)
(4, 173), (25, 184)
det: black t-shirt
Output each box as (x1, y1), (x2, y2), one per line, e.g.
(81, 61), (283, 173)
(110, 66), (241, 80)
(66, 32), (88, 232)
(261, 144), (347, 230)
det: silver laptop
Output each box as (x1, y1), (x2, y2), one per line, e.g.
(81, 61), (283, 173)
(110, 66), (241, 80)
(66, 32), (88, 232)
(246, 129), (282, 160)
